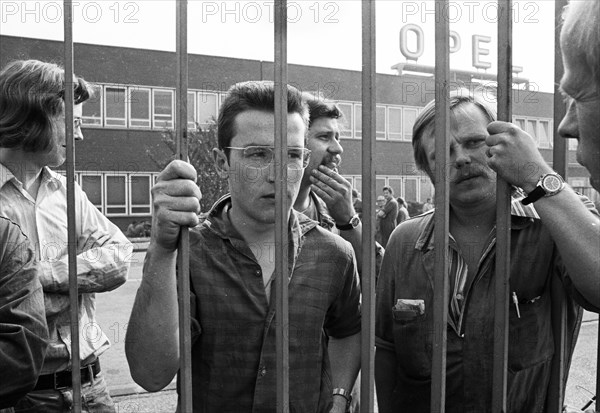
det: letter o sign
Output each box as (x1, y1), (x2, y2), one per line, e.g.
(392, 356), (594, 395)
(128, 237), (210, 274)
(399, 24), (424, 61)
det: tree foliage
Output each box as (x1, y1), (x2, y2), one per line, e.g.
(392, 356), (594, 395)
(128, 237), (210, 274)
(146, 122), (229, 211)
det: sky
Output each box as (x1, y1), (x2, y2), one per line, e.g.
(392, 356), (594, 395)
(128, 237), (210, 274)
(0, 0), (559, 92)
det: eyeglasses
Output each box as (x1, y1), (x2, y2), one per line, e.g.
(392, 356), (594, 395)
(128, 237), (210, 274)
(60, 116), (83, 128)
(226, 146), (311, 170)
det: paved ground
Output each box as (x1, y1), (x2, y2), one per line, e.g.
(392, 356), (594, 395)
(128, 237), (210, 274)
(97, 251), (598, 412)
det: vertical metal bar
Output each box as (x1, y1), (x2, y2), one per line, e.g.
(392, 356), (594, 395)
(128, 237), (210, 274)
(492, 1), (512, 411)
(63, 2), (81, 412)
(360, 0), (376, 410)
(431, 1), (450, 411)
(547, 0), (569, 410)
(175, 2), (193, 411)
(274, 1), (289, 412)
(597, 326), (600, 413)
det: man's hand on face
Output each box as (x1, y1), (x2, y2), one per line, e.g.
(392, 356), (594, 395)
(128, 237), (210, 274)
(151, 160), (202, 252)
(486, 121), (554, 193)
(310, 165), (355, 224)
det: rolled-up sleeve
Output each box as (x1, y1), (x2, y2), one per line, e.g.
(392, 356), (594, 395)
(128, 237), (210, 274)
(324, 242), (362, 339)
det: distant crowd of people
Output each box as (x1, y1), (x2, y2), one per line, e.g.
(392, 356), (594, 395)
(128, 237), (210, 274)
(1, 1), (599, 412)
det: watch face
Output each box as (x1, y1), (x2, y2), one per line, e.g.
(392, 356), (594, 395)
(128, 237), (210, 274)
(542, 175), (562, 193)
(350, 215), (360, 228)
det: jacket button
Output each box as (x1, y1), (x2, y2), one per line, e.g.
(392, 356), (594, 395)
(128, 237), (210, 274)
(258, 366), (266, 377)
(255, 269), (262, 277)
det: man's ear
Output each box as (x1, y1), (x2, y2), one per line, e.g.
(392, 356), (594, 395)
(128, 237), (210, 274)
(213, 148), (229, 179)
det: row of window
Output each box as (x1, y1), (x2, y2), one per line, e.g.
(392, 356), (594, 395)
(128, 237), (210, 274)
(64, 171), (595, 219)
(66, 172), (157, 217)
(82, 85), (219, 130)
(81, 82), (560, 149)
(66, 171), (434, 217)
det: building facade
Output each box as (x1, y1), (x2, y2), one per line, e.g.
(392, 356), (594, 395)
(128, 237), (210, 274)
(1, 35), (594, 229)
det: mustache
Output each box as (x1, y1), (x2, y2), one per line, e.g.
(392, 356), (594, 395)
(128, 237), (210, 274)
(452, 165), (493, 183)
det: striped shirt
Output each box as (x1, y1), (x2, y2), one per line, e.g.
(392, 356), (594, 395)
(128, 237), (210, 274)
(448, 188), (550, 336)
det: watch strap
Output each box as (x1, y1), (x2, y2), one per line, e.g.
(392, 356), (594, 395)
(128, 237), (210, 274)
(335, 222), (354, 230)
(521, 186), (546, 205)
(335, 214), (360, 230)
(332, 387), (352, 404)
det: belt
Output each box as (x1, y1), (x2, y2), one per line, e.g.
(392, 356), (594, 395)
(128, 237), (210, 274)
(33, 359), (101, 391)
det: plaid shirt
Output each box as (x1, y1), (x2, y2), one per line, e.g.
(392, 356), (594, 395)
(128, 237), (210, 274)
(185, 195), (361, 413)
(0, 164), (131, 373)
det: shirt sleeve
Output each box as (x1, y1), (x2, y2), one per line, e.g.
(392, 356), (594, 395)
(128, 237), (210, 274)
(555, 193), (600, 312)
(42, 184), (131, 294)
(375, 230), (399, 352)
(324, 241), (362, 339)
(0, 218), (48, 408)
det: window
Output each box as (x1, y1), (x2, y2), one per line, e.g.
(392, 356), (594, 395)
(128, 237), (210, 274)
(387, 177), (402, 197)
(129, 87), (151, 128)
(404, 177), (418, 202)
(376, 106), (386, 139)
(376, 177), (386, 195)
(105, 175), (127, 215)
(337, 102), (353, 138)
(105, 86), (127, 127)
(388, 107), (402, 140)
(354, 104), (362, 139)
(354, 177), (362, 193)
(81, 174), (103, 212)
(153, 89), (174, 129)
(197, 92), (217, 130)
(514, 117), (526, 130)
(130, 174), (151, 215)
(403, 108), (418, 140)
(188, 91), (197, 129)
(538, 120), (552, 148)
(526, 120), (538, 144)
(82, 84), (103, 126)
(420, 177), (434, 203)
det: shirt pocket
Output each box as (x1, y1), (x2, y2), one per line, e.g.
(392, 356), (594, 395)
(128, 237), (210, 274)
(392, 299), (432, 379)
(508, 293), (554, 373)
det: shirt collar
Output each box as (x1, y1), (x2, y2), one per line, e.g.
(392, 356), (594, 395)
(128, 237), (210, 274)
(416, 187), (539, 251)
(206, 193), (318, 248)
(0, 163), (63, 192)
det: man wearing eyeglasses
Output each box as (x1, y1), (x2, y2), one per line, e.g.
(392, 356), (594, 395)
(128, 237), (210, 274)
(126, 81), (361, 413)
(0, 60), (131, 412)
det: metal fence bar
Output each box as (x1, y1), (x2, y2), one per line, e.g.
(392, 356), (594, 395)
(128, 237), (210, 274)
(63, 1), (82, 411)
(547, 0), (569, 410)
(431, 1), (450, 411)
(360, 0), (376, 410)
(175, 1), (193, 411)
(274, 1), (290, 412)
(491, 1), (513, 411)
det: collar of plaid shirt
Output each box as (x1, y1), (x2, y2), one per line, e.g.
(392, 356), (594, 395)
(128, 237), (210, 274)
(206, 194), (319, 277)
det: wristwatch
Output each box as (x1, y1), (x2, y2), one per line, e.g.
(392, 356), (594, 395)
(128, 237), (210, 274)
(335, 214), (360, 231)
(332, 387), (352, 410)
(521, 172), (565, 205)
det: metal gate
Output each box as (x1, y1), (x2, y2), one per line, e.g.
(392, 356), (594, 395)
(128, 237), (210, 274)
(58, 0), (597, 412)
